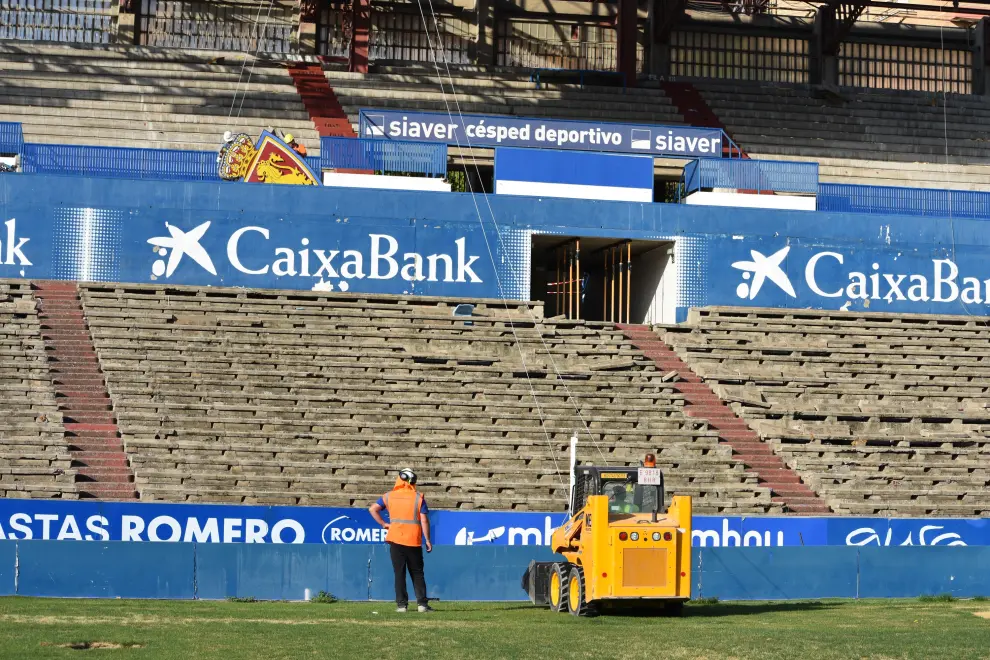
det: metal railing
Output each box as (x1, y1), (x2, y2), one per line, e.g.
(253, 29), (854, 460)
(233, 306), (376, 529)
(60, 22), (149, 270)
(818, 183), (990, 219)
(0, 121), (23, 154)
(21, 143), (218, 182)
(321, 137), (447, 177)
(682, 158), (819, 196)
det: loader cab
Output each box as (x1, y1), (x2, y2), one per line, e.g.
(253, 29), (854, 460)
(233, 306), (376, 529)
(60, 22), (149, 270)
(570, 466), (665, 518)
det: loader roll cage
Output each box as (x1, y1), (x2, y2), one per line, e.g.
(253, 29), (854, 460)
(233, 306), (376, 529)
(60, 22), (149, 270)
(570, 466), (665, 518)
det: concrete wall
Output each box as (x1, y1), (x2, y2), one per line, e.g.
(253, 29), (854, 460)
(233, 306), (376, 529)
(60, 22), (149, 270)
(2, 541), (988, 601)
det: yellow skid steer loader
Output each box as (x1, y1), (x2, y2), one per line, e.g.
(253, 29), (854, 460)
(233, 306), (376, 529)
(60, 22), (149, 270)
(522, 452), (692, 616)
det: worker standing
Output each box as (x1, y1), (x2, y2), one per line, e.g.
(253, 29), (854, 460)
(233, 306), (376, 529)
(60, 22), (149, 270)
(369, 468), (434, 613)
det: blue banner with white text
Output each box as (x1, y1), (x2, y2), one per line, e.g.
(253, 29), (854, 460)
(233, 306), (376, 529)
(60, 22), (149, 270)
(358, 109), (725, 158)
(5, 173), (990, 319)
(1, 499), (986, 547)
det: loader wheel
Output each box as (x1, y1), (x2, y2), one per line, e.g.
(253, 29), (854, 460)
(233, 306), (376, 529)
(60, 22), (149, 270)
(548, 563), (568, 612)
(566, 566), (596, 617)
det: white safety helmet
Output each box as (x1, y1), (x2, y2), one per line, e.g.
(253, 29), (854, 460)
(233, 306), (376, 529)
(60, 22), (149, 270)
(398, 468), (417, 485)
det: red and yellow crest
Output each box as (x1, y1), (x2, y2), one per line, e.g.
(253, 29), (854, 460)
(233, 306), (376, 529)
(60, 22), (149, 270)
(217, 133), (257, 181)
(242, 131), (320, 186)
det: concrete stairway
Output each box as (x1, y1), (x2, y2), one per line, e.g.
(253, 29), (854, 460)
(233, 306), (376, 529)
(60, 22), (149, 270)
(661, 81), (747, 158)
(618, 324), (831, 514)
(33, 282), (136, 500)
(288, 64), (356, 137)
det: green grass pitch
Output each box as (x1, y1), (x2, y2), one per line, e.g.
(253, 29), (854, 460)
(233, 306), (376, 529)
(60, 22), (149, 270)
(1, 596), (988, 659)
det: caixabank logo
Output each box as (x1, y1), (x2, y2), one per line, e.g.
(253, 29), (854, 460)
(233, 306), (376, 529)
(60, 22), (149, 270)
(730, 245), (990, 309)
(0, 218), (33, 268)
(146, 220), (485, 293)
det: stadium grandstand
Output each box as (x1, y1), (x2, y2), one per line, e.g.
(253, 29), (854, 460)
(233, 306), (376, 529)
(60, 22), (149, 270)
(2, 1), (990, 187)
(1, 0), (990, 589)
(6, 275), (989, 517)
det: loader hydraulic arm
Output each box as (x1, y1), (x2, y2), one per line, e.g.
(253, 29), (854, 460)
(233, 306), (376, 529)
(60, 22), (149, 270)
(550, 512), (584, 553)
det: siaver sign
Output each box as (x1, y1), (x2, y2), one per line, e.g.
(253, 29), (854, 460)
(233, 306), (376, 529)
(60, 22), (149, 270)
(358, 109), (726, 158)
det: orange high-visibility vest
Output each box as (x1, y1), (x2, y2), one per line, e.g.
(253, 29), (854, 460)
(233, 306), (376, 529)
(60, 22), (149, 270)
(383, 489), (424, 547)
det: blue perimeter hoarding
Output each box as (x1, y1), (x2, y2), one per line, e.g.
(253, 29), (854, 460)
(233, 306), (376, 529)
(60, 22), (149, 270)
(4, 173), (990, 320)
(1, 499), (986, 548)
(358, 109), (725, 158)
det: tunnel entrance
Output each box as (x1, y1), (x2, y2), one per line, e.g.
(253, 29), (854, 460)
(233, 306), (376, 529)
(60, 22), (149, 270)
(530, 236), (677, 325)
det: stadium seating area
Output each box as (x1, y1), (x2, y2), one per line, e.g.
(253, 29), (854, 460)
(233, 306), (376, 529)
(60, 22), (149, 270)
(0, 43), (321, 154)
(663, 307), (990, 516)
(324, 67), (684, 127)
(69, 284), (777, 513)
(4, 39), (990, 191)
(691, 79), (990, 190)
(5, 278), (990, 517)
(0, 281), (76, 500)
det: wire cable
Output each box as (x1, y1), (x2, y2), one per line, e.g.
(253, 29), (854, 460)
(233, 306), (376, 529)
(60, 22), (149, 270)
(417, 0), (624, 466)
(414, 0), (618, 469)
(407, 0), (622, 495)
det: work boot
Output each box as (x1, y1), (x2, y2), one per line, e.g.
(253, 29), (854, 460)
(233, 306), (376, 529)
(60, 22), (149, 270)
(396, 606), (407, 613)
(418, 605), (434, 613)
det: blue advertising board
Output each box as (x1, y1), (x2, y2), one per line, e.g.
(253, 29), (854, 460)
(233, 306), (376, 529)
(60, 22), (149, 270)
(358, 109), (725, 158)
(5, 539), (989, 601)
(494, 147), (654, 202)
(1, 499), (986, 548)
(4, 173), (990, 319)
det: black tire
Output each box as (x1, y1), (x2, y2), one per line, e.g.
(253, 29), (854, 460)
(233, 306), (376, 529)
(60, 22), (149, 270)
(549, 563), (569, 612)
(664, 600), (684, 617)
(566, 565), (596, 617)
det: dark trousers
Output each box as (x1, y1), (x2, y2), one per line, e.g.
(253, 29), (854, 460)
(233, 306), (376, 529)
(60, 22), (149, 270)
(388, 541), (428, 607)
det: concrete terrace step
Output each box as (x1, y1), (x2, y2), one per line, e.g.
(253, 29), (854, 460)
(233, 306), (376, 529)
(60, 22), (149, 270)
(0, 61), (294, 82)
(0, 87), (307, 112)
(0, 70), (303, 95)
(72, 455), (129, 468)
(0, 106), (317, 132)
(58, 391), (112, 400)
(78, 484), (139, 499)
(58, 402), (113, 414)
(76, 467), (134, 480)
(70, 442), (126, 454)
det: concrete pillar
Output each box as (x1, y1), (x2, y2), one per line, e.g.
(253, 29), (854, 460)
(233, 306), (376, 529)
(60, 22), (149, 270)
(616, 0), (638, 86)
(471, 0), (496, 66)
(810, 8), (838, 87)
(349, 0), (371, 74)
(297, 0), (320, 55)
(647, 40), (671, 79)
(974, 18), (990, 96)
(644, 0), (671, 79)
(115, 0), (137, 45)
